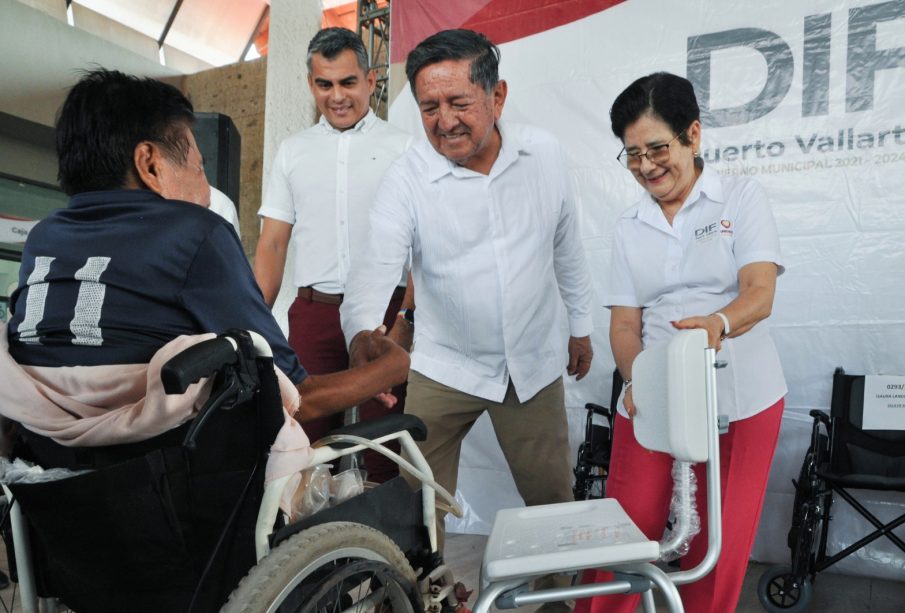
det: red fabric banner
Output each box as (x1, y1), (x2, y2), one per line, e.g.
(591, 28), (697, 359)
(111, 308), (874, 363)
(390, 0), (626, 63)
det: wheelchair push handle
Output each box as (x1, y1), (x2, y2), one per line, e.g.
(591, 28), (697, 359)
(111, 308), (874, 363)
(809, 409), (830, 425)
(585, 402), (612, 418)
(161, 336), (240, 394)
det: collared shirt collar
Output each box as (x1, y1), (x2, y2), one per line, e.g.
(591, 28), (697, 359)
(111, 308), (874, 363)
(424, 120), (528, 182)
(675, 163), (725, 210)
(630, 163), (724, 227)
(697, 164), (725, 203)
(317, 108), (376, 135)
(69, 189), (160, 208)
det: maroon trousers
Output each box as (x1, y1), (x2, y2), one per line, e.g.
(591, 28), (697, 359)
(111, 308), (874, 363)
(576, 398), (784, 613)
(287, 287), (406, 483)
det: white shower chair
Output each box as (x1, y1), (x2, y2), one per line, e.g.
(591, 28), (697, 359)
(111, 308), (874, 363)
(473, 328), (724, 613)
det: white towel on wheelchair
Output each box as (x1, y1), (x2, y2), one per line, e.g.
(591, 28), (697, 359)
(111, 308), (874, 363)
(0, 324), (313, 511)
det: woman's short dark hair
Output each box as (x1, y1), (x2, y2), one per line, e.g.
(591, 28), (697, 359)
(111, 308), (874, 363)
(55, 68), (196, 196)
(610, 72), (700, 145)
(405, 29), (500, 98)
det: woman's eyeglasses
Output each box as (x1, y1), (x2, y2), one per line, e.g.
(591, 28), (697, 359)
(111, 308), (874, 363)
(616, 131), (686, 169)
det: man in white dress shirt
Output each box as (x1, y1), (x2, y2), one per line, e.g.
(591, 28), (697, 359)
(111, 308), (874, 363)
(254, 28), (412, 482)
(341, 29), (594, 583)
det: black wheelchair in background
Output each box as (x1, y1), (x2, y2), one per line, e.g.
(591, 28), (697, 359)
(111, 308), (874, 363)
(758, 368), (905, 612)
(0, 330), (460, 613)
(572, 370), (621, 500)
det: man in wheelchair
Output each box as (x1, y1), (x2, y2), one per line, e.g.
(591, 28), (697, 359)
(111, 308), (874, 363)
(4, 68), (410, 425)
(0, 68), (413, 612)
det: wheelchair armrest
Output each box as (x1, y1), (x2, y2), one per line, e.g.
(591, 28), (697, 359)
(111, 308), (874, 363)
(585, 403), (612, 418)
(161, 337), (240, 394)
(319, 414), (427, 449)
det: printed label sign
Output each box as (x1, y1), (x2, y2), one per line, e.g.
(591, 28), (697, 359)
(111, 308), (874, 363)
(862, 375), (905, 430)
(0, 216), (38, 244)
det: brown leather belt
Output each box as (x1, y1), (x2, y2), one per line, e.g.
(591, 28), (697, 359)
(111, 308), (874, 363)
(298, 286), (343, 305)
(297, 284), (406, 306)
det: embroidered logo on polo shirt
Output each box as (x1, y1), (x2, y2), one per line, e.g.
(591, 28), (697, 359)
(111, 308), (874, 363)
(694, 222), (718, 242)
(720, 219), (734, 236)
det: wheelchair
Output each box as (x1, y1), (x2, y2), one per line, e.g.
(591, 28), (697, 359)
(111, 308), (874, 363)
(572, 370), (621, 500)
(0, 330), (461, 613)
(758, 367), (905, 612)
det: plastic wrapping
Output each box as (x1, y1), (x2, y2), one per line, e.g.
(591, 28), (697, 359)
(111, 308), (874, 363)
(0, 457), (89, 485)
(332, 467), (365, 504)
(659, 460), (701, 561)
(289, 464), (366, 522)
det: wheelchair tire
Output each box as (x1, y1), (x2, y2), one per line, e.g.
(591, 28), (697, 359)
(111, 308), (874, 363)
(222, 521), (419, 613)
(787, 437), (826, 551)
(757, 565), (813, 612)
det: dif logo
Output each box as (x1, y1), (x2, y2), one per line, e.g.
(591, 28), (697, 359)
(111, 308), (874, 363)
(687, 0), (905, 127)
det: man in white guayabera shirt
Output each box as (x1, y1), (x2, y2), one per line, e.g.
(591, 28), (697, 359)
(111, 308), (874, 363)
(255, 28), (413, 483)
(340, 29), (594, 597)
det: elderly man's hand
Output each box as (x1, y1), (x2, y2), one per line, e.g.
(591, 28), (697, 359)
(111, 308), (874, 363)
(349, 325), (389, 368)
(567, 335), (593, 380)
(386, 317), (414, 353)
(349, 325), (410, 407)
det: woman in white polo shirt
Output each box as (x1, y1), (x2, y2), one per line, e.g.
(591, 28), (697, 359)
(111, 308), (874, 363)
(577, 72), (786, 613)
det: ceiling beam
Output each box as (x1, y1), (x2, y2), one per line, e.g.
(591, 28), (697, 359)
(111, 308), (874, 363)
(158, 0), (185, 49)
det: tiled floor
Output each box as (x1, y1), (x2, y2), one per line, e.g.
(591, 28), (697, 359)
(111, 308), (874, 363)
(0, 531), (902, 611)
(444, 532), (905, 612)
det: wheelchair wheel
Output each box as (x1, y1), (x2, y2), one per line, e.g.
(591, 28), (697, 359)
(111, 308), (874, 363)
(787, 433), (829, 579)
(757, 564), (813, 612)
(573, 441), (599, 500)
(787, 439), (824, 551)
(223, 521), (419, 613)
(787, 463), (811, 550)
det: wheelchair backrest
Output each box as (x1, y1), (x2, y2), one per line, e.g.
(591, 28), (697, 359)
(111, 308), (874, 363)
(9, 348), (287, 613)
(829, 369), (905, 478)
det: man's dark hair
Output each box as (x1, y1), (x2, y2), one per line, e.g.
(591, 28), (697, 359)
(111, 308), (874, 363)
(307, 27), (369, 73)
(55, 68), (195, 196)
(405, 29), (500, 98)
(610, 72), (701, 145)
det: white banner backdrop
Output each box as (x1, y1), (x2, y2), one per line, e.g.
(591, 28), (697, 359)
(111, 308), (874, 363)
(388, 0), (905, 579)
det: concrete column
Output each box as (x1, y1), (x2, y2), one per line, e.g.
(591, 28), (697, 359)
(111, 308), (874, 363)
(262, 0), (321, 176)
(261, 0), (321, 335)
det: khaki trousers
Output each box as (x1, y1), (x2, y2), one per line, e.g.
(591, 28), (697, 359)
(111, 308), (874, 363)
(403, 370), (575, 611)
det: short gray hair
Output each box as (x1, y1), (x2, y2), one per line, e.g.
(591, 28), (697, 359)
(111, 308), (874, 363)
(405, 29), (500, 98)
(306, 27), (369, 73)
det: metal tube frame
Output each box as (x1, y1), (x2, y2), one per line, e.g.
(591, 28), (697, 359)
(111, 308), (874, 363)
(669, 346), (722, 585)
(253, 429), (460, 560)
(3, 485), (38, 613)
